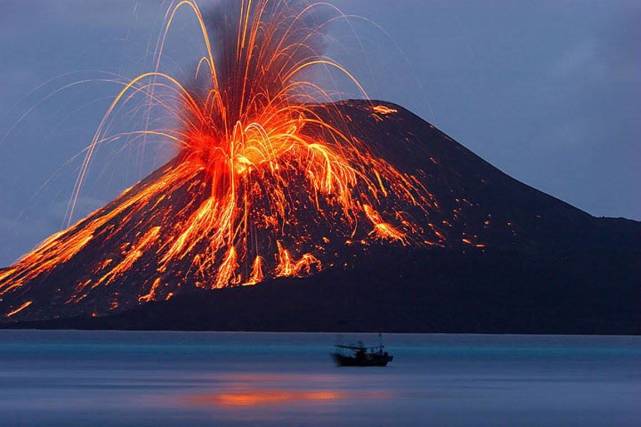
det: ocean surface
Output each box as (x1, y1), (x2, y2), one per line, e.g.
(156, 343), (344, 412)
(0, 331), (640, 426)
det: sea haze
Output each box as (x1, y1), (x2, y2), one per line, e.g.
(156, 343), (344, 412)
(0, 331), (640, 426)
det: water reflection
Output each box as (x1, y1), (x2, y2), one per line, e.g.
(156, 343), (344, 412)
(188, 389), (346, 407)
(182, 372), (392, 408)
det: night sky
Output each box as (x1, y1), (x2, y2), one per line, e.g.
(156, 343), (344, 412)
(0, 0), (639, 265)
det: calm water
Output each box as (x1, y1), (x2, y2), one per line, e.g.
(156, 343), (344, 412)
(0, 331), (640, 426)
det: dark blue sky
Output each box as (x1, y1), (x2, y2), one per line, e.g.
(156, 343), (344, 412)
(0, 0), (639, 264)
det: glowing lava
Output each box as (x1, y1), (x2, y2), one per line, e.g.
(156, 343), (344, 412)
(0, 0), (442, 319)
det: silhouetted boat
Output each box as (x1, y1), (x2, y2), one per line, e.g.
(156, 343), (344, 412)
(331, 338), (393, 367)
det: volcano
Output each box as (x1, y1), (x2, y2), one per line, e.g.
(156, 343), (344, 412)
(2, 99), (640, 333)
(2, 0), (640, 333)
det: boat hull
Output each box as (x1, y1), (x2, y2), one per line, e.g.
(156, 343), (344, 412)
(331, 352), (393, 367)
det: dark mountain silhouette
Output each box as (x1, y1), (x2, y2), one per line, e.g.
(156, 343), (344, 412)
(1, 100), (640, 333)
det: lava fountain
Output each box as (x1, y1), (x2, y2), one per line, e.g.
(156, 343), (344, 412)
(0, 0), (440, 320)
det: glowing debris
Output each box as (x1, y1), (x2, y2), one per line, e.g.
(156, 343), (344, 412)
(372, 105), (398, 115)
(6, 300), (32, 318)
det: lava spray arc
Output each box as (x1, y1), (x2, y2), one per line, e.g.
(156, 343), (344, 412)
(0, 0), (440, 319)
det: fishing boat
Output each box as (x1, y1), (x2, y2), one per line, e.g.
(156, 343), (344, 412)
(331, 338), (393, 367)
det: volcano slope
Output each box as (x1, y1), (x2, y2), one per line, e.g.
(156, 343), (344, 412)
(1, 100), (640, 333)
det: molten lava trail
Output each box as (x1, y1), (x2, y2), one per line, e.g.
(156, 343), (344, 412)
(0, 0), (445, 319)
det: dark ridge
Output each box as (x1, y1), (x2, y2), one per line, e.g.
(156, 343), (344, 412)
(5, 247), (641, 334)
(1, 99), (640, 332)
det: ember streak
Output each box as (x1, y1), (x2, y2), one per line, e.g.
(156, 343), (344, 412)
(0, 0), (456, 319)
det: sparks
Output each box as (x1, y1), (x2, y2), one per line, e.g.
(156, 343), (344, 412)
(0, 0), (446, 318)
(6, 300), (32, 318)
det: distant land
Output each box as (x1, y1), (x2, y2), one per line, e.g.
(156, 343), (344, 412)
(2, 100), (640, 334)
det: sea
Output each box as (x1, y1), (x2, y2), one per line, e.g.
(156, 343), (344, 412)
(0, 330), (639, 426)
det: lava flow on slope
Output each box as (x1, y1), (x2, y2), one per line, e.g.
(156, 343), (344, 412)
(0, 0), (458, 321)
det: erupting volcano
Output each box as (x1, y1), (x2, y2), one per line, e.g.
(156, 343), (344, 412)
(2, 0), (640, 332)
(0, 0), (443, 321)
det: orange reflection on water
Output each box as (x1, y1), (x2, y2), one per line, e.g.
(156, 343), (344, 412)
(187, 389), (389, 408)
(218, 390), (341, 407)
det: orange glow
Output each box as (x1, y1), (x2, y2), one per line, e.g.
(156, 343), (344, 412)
(372, 105), (398, 115)
(244, 256), (265, 286)
(6, 300), (32, 318)
(0, 0), (484, 318)
(138, 278), (162, 303)
(189, 389), (346, 407)
(363, 204), (407, 244)
(275, 242), (322, 277)
(97, 226), (161, 287)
